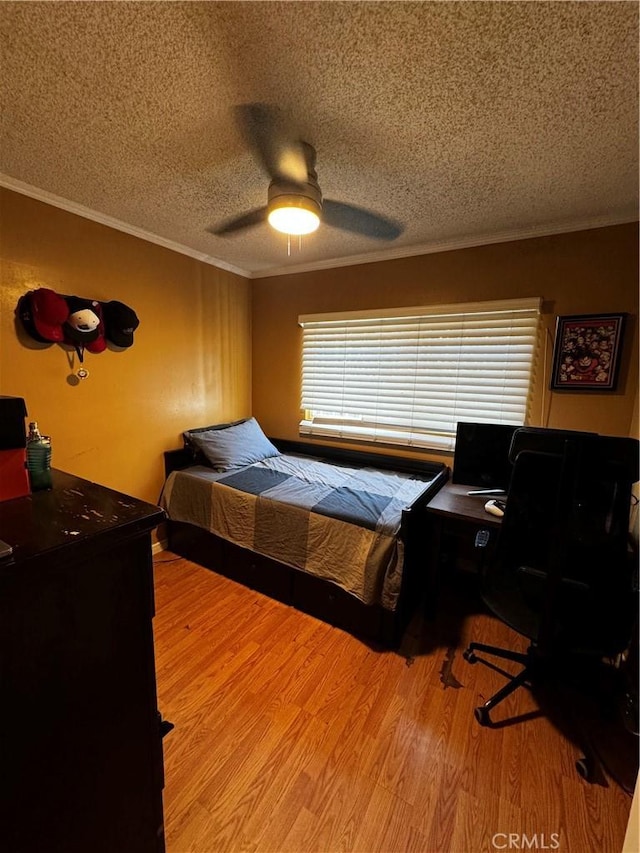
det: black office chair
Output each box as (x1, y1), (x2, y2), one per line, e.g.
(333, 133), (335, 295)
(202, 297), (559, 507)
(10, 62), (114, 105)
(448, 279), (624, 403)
(464, 431), (639, 746)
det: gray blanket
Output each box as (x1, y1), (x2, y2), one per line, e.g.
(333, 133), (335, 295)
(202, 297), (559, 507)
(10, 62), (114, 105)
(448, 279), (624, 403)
(161, 453), (436, 610)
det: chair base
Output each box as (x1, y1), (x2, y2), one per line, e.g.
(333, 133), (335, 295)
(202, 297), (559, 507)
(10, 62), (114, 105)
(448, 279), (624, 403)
(463, 640), (534, 727)
(463, 639), (614, 784)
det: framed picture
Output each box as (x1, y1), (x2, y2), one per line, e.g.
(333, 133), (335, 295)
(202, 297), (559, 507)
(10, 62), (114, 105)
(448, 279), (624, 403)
(550, 313), (626, 391)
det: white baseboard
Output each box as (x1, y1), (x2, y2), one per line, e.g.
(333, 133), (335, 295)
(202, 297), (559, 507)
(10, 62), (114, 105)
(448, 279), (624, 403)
(152, 539), (168, 555)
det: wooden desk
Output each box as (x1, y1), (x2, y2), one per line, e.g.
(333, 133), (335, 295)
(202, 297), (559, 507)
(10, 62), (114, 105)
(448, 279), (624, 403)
(427, 481), (504, 527)
(425, 482), (502, 612)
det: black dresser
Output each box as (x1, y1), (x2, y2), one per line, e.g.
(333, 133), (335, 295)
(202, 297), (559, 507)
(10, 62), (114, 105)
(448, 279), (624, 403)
(0, 470), (166, 853)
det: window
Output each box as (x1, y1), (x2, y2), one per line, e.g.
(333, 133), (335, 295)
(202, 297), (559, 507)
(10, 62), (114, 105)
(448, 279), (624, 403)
(299, 297), (541, 451)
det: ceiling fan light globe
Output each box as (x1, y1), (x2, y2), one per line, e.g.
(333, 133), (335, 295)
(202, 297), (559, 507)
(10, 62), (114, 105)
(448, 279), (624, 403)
(267, 195), (321, 236)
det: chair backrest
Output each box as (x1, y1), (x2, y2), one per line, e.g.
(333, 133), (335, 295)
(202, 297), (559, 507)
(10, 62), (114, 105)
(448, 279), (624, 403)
(484, 433), (639, 657)
(508, 426), (598, 464)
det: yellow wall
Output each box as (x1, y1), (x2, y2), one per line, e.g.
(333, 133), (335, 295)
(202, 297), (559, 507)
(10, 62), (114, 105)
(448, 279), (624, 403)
(0, 188), (251, 506)
(252, 224), (639, 464)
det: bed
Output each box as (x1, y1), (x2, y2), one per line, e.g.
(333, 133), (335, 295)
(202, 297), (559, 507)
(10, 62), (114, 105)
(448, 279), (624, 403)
(161, 418), (449, 646)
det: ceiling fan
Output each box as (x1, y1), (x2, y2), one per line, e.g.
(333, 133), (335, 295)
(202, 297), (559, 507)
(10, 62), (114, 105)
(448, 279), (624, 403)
(208, 103), (403, 241)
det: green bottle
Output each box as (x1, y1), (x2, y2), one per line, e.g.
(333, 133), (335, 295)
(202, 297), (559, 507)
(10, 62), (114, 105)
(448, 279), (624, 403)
(26, 421), (52, 491)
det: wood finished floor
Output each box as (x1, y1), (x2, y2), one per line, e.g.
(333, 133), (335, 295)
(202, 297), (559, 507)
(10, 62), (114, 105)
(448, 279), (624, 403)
(153, 554), (633, 853)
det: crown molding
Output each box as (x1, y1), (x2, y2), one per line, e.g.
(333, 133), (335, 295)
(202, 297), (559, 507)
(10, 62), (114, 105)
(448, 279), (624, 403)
(250, 214), (639, 278)
(0, 174), (250, 278)
(2, 173), (636, 280)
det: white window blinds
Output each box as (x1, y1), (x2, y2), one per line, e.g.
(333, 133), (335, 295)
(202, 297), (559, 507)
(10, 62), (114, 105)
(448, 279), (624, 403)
(299, 298), (541, 451)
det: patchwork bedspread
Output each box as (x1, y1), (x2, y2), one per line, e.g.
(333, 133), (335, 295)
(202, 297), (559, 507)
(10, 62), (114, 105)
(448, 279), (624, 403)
(161, 453), (437, 610)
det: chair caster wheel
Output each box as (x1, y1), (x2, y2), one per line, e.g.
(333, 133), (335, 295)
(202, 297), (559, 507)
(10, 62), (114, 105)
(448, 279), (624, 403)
(474, 706), (491, 726)
(575, 756), (596, 782)
(463, 649), (477, 664)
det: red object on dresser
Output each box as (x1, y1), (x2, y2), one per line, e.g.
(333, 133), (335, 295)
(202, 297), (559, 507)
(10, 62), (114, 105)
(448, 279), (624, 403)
(0, 448), (30, 501)
(0, 395), (29, 501)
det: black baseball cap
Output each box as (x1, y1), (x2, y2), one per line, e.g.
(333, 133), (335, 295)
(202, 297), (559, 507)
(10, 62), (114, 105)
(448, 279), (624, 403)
(103, 300), (139, 348)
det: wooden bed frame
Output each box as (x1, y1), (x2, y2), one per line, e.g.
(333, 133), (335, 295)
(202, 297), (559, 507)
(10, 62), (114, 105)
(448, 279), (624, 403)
(163, 437), (449, 647)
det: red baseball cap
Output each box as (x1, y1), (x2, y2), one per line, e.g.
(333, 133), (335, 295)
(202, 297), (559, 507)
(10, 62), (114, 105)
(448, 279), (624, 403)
(28, 288), (69, 342)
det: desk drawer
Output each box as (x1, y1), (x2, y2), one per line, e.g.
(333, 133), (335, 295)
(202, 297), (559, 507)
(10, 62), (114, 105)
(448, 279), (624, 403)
(438, 517), (499, 575)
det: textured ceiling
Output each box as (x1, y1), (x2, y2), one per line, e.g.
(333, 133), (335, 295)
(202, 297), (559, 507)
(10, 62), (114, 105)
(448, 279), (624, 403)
(1, 1), (638, 278)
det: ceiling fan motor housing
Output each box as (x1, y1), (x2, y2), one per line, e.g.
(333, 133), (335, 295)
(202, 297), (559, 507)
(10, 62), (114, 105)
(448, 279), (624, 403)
(267, 176), (323, 217)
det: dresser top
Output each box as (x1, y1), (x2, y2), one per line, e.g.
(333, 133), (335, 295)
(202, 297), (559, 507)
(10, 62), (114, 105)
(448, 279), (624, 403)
(0, 470), (165, 567)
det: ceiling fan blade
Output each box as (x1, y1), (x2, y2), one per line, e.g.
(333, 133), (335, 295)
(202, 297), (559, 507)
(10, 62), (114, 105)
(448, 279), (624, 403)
(322, 199), (403, 241)
(206, 207), (267, 236)
(235, 103), (308, 185)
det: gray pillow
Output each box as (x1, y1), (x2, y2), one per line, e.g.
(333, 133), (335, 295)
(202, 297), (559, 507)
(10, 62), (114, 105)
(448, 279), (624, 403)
(184, 417), (280, 471)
